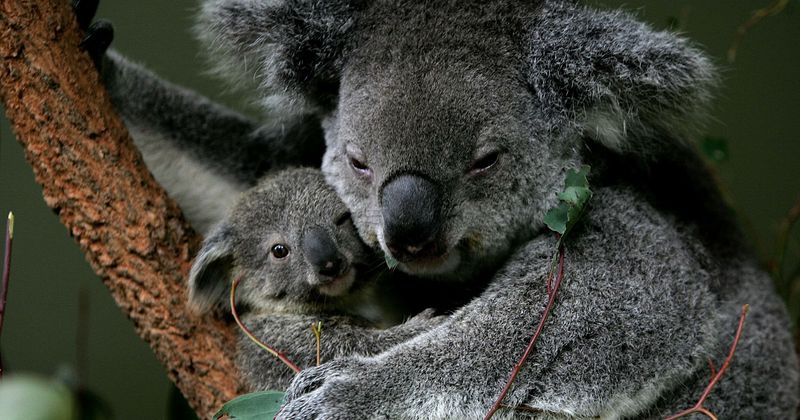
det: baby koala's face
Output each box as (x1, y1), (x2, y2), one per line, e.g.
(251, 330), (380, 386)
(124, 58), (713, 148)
(188, 168), (375, 314)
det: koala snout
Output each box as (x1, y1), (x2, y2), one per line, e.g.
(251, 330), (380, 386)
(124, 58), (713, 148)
(380, 174), (444, 261)
(302, 226), (348, 279)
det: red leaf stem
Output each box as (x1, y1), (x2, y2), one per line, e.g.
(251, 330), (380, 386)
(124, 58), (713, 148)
(230, 277), (301, 374)
(484, 242), (565, 420)
(664, 304), (750, 420)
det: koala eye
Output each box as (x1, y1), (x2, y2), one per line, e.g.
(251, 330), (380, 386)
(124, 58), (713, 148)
(271, 244), (290, 259)
(346, 144), (373, 178)
(349, 156), (372, 176)
(468, 150), (501, 175)
(335, 211), (352, 226)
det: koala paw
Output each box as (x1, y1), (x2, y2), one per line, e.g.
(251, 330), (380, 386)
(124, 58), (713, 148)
(279, 358), (390, 419)
(72, 0), (113, 69)
(404, 307), (446, 328)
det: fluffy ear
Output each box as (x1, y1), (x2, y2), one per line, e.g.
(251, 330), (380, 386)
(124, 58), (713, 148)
(188, 222), (235, 314)
(196, 0), (367, 112)
(527, 2), (717, 157)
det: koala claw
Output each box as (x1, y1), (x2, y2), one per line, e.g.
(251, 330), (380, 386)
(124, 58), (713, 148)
(409, 307), (437, 321)
(79, 21), (113, 70)
(281, 358), (382, 419)
(71, 0), (99, 31)
(403, 307), (447, 330)
(285, 358), (362, 400)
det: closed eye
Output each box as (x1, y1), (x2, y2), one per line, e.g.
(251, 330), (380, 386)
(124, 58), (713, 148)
(335, 211), (352, 226)
(468, 150), (501, 175)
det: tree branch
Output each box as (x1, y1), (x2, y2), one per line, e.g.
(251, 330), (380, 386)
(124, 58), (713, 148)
(0, 0), (244, 417)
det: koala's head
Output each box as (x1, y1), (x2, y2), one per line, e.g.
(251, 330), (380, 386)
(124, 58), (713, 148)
(188, 168), (373, 314)
(199, 0), (715, 279)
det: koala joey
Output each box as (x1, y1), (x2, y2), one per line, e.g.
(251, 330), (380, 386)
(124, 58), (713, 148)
(75, 0), (799, 418)
(188, 167), (441, 390)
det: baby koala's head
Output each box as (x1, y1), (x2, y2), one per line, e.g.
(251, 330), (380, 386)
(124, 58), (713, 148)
(188, 168), (374, 314)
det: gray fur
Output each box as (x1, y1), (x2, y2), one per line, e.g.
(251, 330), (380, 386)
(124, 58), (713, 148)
(188, 168), (442, 390)
(99, 51), (326, 233)
(97, 0), (799, 417)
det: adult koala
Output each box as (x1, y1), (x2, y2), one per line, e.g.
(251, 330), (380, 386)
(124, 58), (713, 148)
(77, 0), (799, 418)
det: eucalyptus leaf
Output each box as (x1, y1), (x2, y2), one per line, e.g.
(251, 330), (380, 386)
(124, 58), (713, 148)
(564, 165), (590, 189)
(543, 203), (569, 235)
(544, 166), (593, 240)
(213, 391), (285, 420)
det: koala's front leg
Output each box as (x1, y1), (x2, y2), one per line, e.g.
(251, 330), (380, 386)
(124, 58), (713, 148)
(279, 221), (722, 419)
(278, 238), (560, 419)
(238, 311), (444, 391)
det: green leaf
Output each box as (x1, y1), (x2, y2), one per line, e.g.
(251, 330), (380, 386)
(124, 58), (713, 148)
(0, 374), (76, 420)
(213, 391), (285, 420)
(558, 186), (591, 206)
(543, 203), (568, 235)
(564, 165), (590, 189)
(544, 166), (593, 240)
(385, 253), (399, 269)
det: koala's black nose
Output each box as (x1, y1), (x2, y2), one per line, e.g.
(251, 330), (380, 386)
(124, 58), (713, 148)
(302, 227), (347, 278)
(381, 174), (443, 260)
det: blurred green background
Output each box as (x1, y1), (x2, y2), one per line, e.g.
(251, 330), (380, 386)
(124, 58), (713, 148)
(1, 1), (798, 418)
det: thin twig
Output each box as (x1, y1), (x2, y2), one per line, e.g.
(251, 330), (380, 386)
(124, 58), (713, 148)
(707, 358), (717, 378)
(770, 195), (800, 289)
(0, 212), (15, 378)
(728, 0), (790, 63)
(0, 212), (14, 333)
(485, 242), (566, 420)
(664, 304), (750, 420)
(230, 277), (301, 374)
(311, 321), (322, 367)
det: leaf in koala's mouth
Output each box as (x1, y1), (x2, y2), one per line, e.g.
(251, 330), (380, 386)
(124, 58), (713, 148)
(385, 253), (400, 269)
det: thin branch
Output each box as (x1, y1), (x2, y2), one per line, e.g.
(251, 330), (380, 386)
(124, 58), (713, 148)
(311, 321), (323, 367)
(230, 277), (301, 374)
(664, 304), (750, 420)
(770, 195), (800, 289)
(728, 0), (790, 63)
(0, 212), (15, 378)
(485, 241), (566, 420)
(0, 212), (14, 335)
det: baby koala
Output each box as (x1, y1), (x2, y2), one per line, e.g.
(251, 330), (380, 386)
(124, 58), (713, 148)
(188, 167), (440, 390)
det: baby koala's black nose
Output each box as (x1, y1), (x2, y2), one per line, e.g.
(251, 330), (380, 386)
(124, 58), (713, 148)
(302, 226), (348, 278)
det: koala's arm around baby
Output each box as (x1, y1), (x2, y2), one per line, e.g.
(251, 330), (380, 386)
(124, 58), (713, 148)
(278, 188), (798, 419)
(237, 310), (443, 391)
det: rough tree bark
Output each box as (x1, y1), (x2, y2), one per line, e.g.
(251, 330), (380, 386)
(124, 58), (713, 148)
(0, 0), (244, 417)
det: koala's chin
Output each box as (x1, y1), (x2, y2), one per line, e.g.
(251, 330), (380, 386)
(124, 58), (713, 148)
(374, 227), (464, 278)
(394, 251), (462, 277)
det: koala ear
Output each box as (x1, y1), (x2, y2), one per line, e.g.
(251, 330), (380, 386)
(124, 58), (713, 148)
(188, 222), (235, 314)
(528, 3), (716, 157)
(196, 0), (366, 112)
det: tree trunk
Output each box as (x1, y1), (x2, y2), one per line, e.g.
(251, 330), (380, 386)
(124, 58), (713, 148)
(0, 0), (244, 417)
